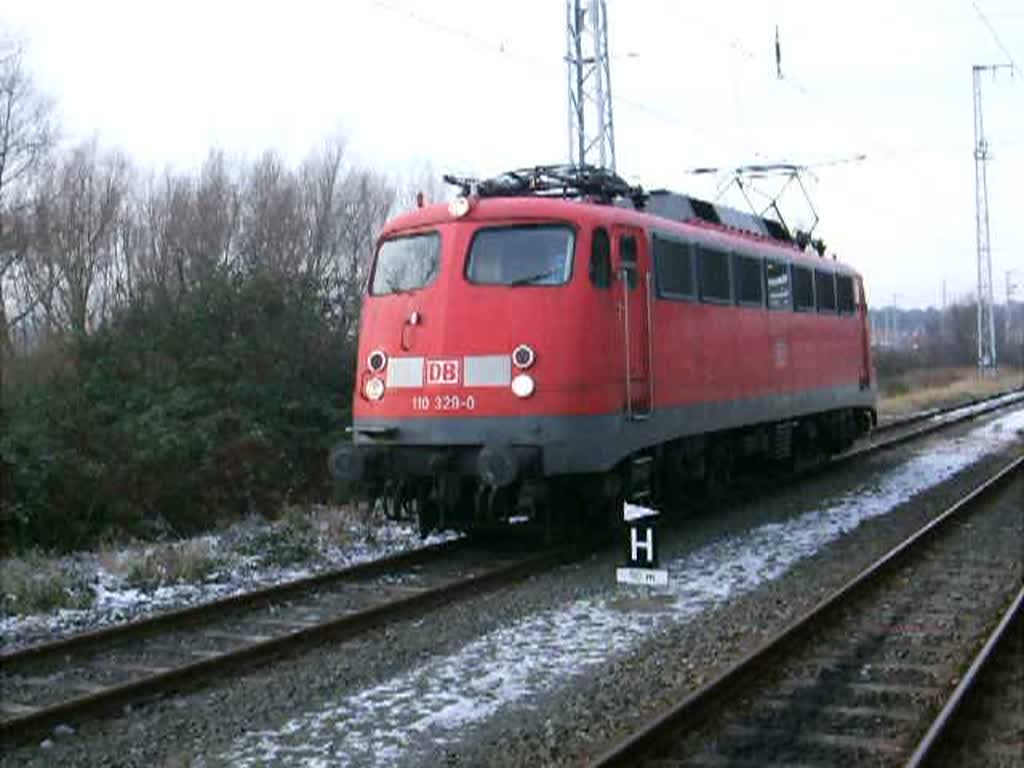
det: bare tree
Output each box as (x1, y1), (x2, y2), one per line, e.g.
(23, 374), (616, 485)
(332, 169), (395, 335)
(0, 35), (57, 354)
(31, 140), (128, 336)
(192, 150), (239, 280)
(300, 135), (346, 286)
(239, 150), (306, 277)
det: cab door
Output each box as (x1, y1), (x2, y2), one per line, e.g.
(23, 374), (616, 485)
(615, 227), (652, 418)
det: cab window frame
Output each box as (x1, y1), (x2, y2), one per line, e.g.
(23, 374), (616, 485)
(697, 243), (733, 304)
(369, 229), (442, 297)
(792, 264), (815, 312)
(589, 226), (612, 289)
(733, 252), (765, 308)
(836, 273), (856, 314)
(815, 269), (838, 313)
(652, 230), (696, 301)
(464, 222), (577, 287)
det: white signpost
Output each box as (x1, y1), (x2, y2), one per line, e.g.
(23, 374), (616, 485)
(616, 502), (669, 587)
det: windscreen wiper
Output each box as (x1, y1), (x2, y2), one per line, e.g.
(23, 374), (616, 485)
(507, 266), (561, 286)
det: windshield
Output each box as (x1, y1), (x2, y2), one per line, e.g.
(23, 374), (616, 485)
(370, 232), (440, 296)
(465, 225), (575, 286)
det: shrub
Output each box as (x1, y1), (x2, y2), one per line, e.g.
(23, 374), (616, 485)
(0, 552), (94, 615)
(120, 540), (220, 589)
(1, 270), (353, 553)
(235, 507), (320, 567)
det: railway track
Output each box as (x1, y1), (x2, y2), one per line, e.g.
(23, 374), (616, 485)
(1, 389), (1019, 749)
(591, 454), (1023, 767)
(0, 539), (572, 745)
(845, 386), (1022, 458)
(872, 386), (1023, 436)
(907, 585), (1023, 768)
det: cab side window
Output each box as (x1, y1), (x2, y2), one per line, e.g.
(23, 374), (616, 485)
(815, 270), (837, 313)
(620, 234), (638, 290)
(698, 245), (732, 303)
(836, 274), (856, 313)
(792, 266), (815, 311)
(590, 227), (611, 288)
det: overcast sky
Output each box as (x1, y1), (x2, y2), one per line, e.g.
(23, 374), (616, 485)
(4, 0), (1022, 309)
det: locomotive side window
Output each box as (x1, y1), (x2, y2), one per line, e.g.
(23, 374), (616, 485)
(370, 232), (441, 296)
(590, 227), (612, 288)
(466, 225), (575, 286)
(733, 254), (764, 307)
(792, 265), (815, 311)
(653, 233), (695, 299)
(836, 274), (856, 314)
(697, 245), (732, 303)
(766, 259), (791, 310)
(620, 234), (638, 290)
(815, 269), (837, 312)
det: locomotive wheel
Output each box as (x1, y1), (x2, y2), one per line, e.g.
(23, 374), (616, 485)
(702, 440), (735, 503)
(543, 480), (577, 545)
(415, 484), (441, 538)
(794, 419), (825, 470)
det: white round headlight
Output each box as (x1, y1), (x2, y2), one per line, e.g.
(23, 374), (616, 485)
(512, 344), (535, 369)
(367, 349), (387, 373)
(364, 377), (385, 401)
(511, 374), (535, 398)
(448, 196), (471, 218)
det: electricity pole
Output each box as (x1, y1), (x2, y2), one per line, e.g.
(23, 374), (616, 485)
(1008, 270), (1021, 370)
(972, 63), (1011, 373)
(566, 0), (616, 170)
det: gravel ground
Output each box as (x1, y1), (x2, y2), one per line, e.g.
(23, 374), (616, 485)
(2, 406), (1021, 768)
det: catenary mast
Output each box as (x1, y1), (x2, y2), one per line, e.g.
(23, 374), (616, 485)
(972, 63), (1011, 372)
(566, 0), (616, 170)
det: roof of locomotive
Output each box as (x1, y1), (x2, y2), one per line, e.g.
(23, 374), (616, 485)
(380, 195), (860, 276)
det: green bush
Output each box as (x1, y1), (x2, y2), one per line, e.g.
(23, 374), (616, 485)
(0, 552), (95, 615)
(236, 512), (320, 567)
(1, 270), (353, 552)
(122, 540), (220, 589)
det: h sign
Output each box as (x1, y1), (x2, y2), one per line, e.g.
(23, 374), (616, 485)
(426, 359), (459, 385)
(628, 523), (657, 567)
(617, 504), (668, 587)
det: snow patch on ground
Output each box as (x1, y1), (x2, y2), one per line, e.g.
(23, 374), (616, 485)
(927, 390), (1024, 423)
(219, 409), (1024, 767)
(1, 515), (459, 651)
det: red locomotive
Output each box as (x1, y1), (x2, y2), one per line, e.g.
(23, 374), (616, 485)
(330, 166), (876, 534)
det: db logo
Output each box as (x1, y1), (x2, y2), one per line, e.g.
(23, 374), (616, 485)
(426, 359), (460, 385)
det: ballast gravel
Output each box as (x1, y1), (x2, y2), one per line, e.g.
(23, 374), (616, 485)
(2, 406), (1022, 768)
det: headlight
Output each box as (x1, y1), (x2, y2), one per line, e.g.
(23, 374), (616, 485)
(511, 374), (535, 398)
(367, 349), (387, 373)
(512, 344), (535, 369)
(364, 377), (385, 401)
(448, 196), (471, 218)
